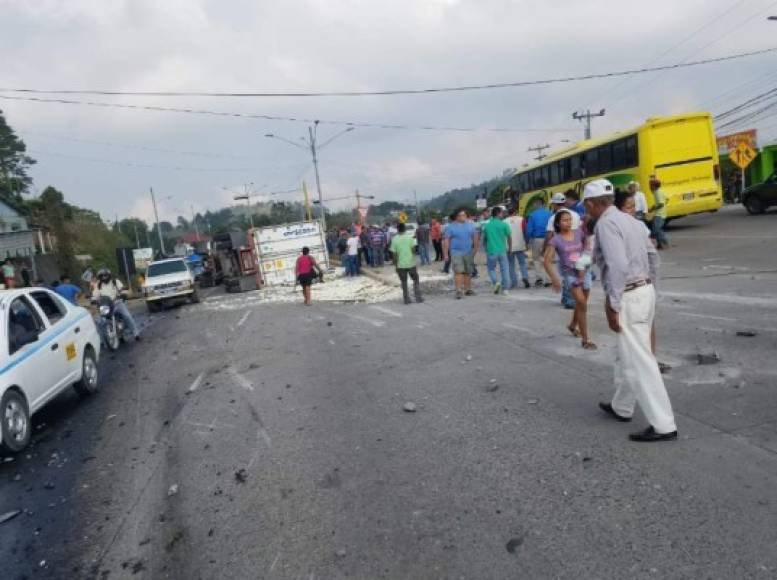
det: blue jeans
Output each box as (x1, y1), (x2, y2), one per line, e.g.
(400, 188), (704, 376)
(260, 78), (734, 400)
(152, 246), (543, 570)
(652, 216), (669, 247)
(486, 253), (510, 288)
(507, 250), (529, 287)
(344, 255), (359, 276)
(560, 268), (576, 308)
(96, 300), (139, 339)
(418, 242), (430, 265)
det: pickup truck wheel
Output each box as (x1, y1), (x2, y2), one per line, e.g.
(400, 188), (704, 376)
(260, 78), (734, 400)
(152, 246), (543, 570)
(146, 301), (161, 313)
(744, 196), (765, 215)
(190, 290), (200, 304)
(73, 347), (99, 396)
(0, 390), (31, 454)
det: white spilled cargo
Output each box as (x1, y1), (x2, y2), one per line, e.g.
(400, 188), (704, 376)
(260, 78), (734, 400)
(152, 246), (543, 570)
(253, 220), (329, 286)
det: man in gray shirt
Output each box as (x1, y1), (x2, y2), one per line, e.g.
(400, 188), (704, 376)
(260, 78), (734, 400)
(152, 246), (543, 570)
(584, 179), (677, 443)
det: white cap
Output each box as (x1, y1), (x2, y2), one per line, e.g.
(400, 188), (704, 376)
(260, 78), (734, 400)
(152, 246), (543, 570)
(550, 192), (567, 204)
(583, 179), (614, 200)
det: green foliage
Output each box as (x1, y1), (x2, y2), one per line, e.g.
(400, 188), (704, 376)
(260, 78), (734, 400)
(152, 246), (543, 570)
(0, 109), (36, 207)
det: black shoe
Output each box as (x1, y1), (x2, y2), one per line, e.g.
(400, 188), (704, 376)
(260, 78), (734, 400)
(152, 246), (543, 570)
(404, 299), (412, 305)
(598, 402), (632, 422)
(523, 279), (531, 289)
(135, 335), (142, 342)
(629, 426), (678, 442)
(534, 279), (544, 287)
(416, 297), (425, 303)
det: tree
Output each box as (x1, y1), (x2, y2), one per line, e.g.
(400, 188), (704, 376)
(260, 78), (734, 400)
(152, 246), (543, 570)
(117, 218), (150, 248)
(0, 109), (36, 206)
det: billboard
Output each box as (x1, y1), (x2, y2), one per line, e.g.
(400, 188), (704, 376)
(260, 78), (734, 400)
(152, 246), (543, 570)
(716, 129), (757, 154)
(132, 247), (154, 271)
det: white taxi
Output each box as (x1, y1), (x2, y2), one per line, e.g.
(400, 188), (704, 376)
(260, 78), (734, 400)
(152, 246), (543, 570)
(0, 288), (101, 454)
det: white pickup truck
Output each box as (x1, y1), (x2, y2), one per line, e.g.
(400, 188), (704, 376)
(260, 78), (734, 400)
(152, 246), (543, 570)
(143, 258), (199, 312)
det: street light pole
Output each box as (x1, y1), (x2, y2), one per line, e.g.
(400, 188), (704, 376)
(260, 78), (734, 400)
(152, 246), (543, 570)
(149, 187), (166, 256)
(308, 122), (326, 232)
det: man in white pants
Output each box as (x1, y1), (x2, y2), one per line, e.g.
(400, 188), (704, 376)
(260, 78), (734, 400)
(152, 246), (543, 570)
(584, 178), (677, 442)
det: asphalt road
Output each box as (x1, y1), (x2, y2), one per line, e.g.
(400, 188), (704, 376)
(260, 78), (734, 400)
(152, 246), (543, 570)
(2, 205), (776, 580)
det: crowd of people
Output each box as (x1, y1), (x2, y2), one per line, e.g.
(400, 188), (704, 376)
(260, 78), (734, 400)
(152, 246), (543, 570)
(303, 176), (676, 443)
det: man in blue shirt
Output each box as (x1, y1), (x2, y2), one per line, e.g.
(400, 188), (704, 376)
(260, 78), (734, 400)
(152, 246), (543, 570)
(443, 208), (480, 299)
(565, 189), (586, 217)
(525, 198), (552, 287)
(54, 275), (83, 305)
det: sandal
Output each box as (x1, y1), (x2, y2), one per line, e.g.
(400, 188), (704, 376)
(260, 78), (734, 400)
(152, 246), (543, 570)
(582, 341), (598, 350)
(567, 325), (582, 338)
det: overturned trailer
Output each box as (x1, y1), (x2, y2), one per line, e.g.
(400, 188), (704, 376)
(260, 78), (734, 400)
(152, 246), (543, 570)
(212, 231), (262, 293)
(253, 220), (329, 286)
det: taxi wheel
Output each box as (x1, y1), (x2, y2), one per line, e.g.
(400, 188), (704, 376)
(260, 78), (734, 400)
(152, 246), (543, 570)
(73, 347), (99, 396)
(0, 389), (31, 454)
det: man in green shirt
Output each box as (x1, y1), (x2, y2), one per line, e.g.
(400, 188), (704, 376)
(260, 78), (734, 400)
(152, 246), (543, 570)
(649, 176), (669, 249)
(481, 206), (512, 294)
(389, 222), (424, 304)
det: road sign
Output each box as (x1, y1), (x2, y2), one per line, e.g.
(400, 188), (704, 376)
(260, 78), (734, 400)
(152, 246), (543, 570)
(729, 141), (757, 170)
(476, 197), (487, 210)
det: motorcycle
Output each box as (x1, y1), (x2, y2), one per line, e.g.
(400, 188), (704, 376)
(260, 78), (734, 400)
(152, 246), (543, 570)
(95, 295), (131, 351)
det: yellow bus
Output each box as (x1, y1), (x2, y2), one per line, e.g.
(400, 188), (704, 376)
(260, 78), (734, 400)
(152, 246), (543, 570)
(513, 112), (723, 219)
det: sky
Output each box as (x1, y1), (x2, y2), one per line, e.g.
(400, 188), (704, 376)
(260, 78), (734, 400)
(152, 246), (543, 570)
(1, 0), (776, 223)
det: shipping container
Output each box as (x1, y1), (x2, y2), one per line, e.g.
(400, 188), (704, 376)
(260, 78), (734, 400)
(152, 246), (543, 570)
(253, 220), (329, 286)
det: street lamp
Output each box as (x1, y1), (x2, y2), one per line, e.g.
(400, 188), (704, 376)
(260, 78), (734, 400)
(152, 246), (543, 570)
(265, 121), (356, 232)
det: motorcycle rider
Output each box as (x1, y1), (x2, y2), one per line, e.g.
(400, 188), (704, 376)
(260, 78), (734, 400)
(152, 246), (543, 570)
(91, 268), (141, 342)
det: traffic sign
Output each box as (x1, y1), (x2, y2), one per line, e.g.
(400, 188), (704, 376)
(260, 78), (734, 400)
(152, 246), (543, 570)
(729, 141), (757, 170)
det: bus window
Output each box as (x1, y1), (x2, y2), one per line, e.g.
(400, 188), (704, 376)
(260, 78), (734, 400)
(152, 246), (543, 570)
(532, 168), (543, 188)
(625, 135), (638, 167)
(598, 143), (612, 174)
(570, 155), (582, 179)
(541, 165), (550, 187)
(521, 172), (531, 191)
(612, 139), (626, 169)
(550, 162), (559, 186)
(558, 159), (568, 183)
(584, 148), (599, 176)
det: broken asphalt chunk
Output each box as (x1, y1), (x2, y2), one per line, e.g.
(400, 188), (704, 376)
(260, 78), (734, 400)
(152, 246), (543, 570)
(697, 351), (721, 365)
(234, 469), (248, 484)
(167, 483), (179, 497)
(403, 402), (417, 413)
(506, 536), (524, 554)
(736, 330), (757, 337)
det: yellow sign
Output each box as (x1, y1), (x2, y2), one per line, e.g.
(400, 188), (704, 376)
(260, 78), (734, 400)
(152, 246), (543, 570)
(729, 141), (756, 170)
(398, 211), (408, 224)
(65, 343), (77, 361)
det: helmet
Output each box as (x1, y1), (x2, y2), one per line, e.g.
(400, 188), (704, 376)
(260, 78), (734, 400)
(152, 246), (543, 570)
(97, 268), (112, 282)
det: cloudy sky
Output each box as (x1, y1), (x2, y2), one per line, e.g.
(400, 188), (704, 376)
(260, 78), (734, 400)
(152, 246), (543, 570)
(1, 0), (776, 223)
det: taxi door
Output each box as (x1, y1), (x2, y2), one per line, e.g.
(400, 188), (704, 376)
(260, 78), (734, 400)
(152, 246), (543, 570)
(4, 295), (67, 412)
(26, 292), (81, 407)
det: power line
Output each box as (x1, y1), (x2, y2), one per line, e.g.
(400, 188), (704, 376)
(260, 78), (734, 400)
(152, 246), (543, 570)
(714, 86), (777, 120)
(28, 149), (251, 172)
(0, 94), (571, 134)
(582, 0), (749, 109)
(1, 46), (775, 98)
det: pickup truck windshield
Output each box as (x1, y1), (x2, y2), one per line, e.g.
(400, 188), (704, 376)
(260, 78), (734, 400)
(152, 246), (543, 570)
(147, 261), (188, 278)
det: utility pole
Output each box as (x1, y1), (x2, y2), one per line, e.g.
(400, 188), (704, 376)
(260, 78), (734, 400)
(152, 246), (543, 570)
(191, 205), (200, 241)
(309, 122), (326, 232)
(527, 144), (551, 162)
(302, 181), (312, 221)
(572, 109), (606, 140)
(149, 187), (166, 256)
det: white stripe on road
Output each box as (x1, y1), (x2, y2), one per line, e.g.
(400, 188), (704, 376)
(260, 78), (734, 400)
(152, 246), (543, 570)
(501, 322), (540, 336)
(370, 305), (403, 318)
(662, 291), (777, 308)
(187, 371), (206, 393)
(228, 367), (255, 391)
(237, 310), (252, 327)
(677, 312), (738, 322)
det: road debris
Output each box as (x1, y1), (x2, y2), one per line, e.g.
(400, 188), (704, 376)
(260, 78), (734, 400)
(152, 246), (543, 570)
(167, 483), (179, 497)
(486, 383), (499, 392)
(0, 510), (21, 524)
(403, 402), (417, 412)
(234, 469), (248, 484)
(465, 354), (472, 361)
(697, 351), (721, 365)
(335, 549), (347, 558)
(735, 330), (757, 337)
(506, 536), (524, 554)
(527, 399), (539, 405)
